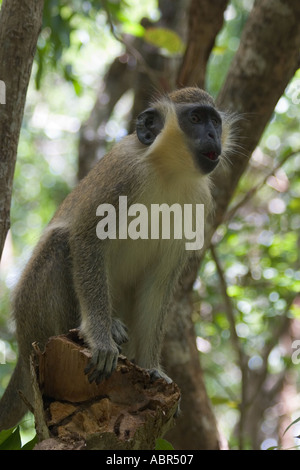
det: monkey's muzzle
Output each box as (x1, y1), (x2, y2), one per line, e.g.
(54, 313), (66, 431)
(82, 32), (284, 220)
(194, 145), (221, 174)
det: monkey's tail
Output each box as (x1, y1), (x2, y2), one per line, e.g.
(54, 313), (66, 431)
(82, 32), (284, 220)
(0, 357), (32, 431)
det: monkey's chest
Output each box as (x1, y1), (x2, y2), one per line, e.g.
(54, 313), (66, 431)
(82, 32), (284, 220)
(108, 235), (186, 286)
(107, 180), (208, 285)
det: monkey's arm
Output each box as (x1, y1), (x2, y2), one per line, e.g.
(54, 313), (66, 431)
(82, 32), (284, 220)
(70, 231), (123, 384)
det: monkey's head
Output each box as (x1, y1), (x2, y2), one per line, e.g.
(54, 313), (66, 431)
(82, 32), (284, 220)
(136, 87), (231, 177)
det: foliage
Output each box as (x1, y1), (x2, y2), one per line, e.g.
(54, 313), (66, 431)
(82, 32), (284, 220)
(155, 438), (174, 450)
(143, 28), (184, 56)
(0, 427), (37, 450)
(36, 0), (125, 91)
(36, 0), (181, 92)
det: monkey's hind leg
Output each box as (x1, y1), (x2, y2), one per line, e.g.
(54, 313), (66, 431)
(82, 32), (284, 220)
(132, 270), (177, 385)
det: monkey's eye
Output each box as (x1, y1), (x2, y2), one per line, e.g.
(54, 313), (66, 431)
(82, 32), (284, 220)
(189, 112), (202, 124)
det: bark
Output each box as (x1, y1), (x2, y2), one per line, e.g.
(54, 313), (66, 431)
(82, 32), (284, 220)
(163, 260), (220, 449)
(0, 0), (44, 260)
(32, 331), (180, 450)
(177, 0), (228, 89)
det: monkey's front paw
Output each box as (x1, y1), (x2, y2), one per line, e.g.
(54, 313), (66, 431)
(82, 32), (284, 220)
(85, 344), (119, 384)
(111, 318), (128, 351)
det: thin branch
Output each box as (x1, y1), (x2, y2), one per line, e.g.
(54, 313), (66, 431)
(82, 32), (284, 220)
(102, 0), (162, 89)
(18, 390), (34, 415)
(246, 297), (295, 408)
(224, 149), (300, 222)
(210, 244), (248, 449)
(210, 244), (245, 365)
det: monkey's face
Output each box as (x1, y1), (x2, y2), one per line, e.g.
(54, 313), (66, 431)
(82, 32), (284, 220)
(177, 104), (222, 174)
(136, 103), (222, 175)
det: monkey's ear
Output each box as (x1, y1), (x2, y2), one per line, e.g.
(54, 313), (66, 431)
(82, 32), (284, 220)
(136, 108), (164, 145)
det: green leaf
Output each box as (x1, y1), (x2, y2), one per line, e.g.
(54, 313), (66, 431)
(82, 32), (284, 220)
(283, 416), (300, 436)
(290, 303), (300, 318)
(227, 285), (243, 297)
(122, 22), (145, 37)
(0, 428), (15, 446)
(211, 396), (238, 408)
(21, 434), (38, 450)
(0, 426), (22, 450)
(144, 28), (185, 55)
(212, 45), (227, 55)
(155, 438), (174, 450)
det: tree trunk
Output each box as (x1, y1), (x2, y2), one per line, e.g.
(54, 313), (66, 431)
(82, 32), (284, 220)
(0, 0), (44, 260)
(177, 0), (228, 89)
(163, 260), (221, 449)
(214, 0), (300, 227)
(32, 331), (180, 450)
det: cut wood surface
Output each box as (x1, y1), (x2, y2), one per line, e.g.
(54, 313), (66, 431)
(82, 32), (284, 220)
(32, 330), (180, 450)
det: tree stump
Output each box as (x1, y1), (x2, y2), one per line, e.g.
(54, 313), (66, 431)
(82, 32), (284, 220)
(32, 330), (180, 450)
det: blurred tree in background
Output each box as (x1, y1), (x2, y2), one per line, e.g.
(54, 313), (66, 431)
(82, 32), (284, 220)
(0, 0), (300, 450)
